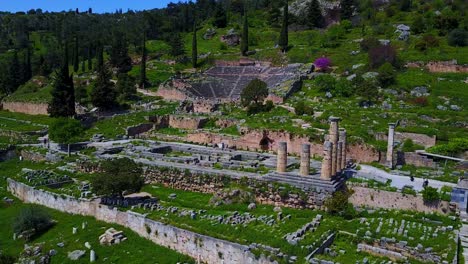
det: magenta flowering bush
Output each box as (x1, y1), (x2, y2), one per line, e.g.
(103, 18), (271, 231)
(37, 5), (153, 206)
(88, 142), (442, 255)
(314, 57), (331, 69)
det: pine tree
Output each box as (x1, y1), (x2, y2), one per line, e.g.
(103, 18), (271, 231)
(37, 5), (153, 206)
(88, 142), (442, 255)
(279, 0), (289, 52)
(192, 24), (198, 68)
(340, 0), (354, 20)
(96, 45), (104, 71)
(240, 9), (249, 56)
(213, 4), (227, 28)
(81, 59), (85, 72)
(110, 33), (132, 73)
(139, 32), (148, 88)
(169, 34), (185, 57)
(307, 0), (323, 28)
(73, 36), (79, 72)
(91, 63), (117, 110)
(48, 44), (76, 117)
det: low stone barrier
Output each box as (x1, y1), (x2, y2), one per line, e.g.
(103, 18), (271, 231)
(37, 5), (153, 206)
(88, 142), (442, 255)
(1, 101), (49, 115)
(7, 179), (274, 264)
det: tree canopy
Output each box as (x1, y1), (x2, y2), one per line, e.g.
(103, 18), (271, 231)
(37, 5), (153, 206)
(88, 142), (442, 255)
(240, 79), (269, 107)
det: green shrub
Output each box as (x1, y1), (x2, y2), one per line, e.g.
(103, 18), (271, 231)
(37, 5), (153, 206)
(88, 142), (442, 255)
(377, 62), (396, 87)
(448, 29), (468, 47)
(422, 186), (440, 203)
(427, 138), (468, 156)
(295, 101), (314, 116)
(13, 205), (53, 241)
(401, 139), (425, 152)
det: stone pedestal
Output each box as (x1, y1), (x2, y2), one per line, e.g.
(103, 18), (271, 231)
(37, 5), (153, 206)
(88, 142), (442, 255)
(277, 142), (287, 173)
(300, 143), (311, 176)
(386, 123), (396, 169)
(329, 117), (340, 176)
(320, 141), (333, 180)
(339, 129), (347, 170)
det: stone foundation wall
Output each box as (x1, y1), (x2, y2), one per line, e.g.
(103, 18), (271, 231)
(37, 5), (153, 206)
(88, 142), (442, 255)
(215, 118), (238, 128)
(426, 61), (468, 73)
(350, 187), (450, 214)
(144, 168), (330, 209)
(1, 102), (49, 115)
(20, 150), (46, 162)
(7, 179), (274, 264)
(193, 101), (219, 113)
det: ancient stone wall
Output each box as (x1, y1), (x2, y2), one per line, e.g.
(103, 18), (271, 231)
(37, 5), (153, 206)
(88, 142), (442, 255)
(185, 130), (381, 163)
(20, 150), (46, 162)
(426, 61), (468, 73)
(126, 123), (154, 137)
(400, 152), (435, 168)
(169, 115), (207, 130)
(376, 132), (436, 148)
(7, 179), (274, 264)
(215, 118), (238, 128)
(155, 86), (188, 101)
(349, 187), (450, 214)
(193, 101), (219, 113)
(1, 102), (49, 115)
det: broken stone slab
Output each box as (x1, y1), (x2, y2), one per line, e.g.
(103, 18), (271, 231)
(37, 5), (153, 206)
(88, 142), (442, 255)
(68, 250), (86, 260)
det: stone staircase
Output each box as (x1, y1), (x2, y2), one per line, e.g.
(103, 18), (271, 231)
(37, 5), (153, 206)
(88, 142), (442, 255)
(263, 171), (349, 192)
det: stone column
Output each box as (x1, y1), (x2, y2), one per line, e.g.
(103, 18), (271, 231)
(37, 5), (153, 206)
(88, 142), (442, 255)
(336, 142), (342, 174)
(320, 141), (333, 180)
(329, 117), (340, 176)
(386, 123), (396, 169)
(300, 143), (311, 176)
(277, 141), (287, 173)
(339, 129), (347, 170)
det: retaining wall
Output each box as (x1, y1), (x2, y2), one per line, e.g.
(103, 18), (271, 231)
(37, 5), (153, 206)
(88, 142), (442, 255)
(7, 179), (274, 264)
(1, 102), (49, 115)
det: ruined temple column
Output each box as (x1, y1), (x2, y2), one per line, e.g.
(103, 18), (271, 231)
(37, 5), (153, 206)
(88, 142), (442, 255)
(329, 117), (340, 176)
(336, 142), (342, 174)
(339, 129), (347, 170)
(299, 143), (311, 176)
(277, 141), (287, 173)
(386, 123), (396, 169)
(320, 141), (333, 180)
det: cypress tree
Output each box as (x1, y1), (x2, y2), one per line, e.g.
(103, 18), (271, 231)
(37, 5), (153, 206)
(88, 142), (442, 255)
(48, 43), (76, 117)
(6, 50), (21, 94)
(73, 36), (79, 72)
(110, 32), (132, 73)
(87, 45), (92, 71)
(97, 45), (104, 71)
(192, 23), (198, 68)
(91, 62), (117, 110)
(279, 0), (289, 52)
(81, 59), (85, 72)
(24, 47), (32, 81)
(139, 32), (148, 88)
(307, 0), (323, 28)
(240, 9), (249, 56)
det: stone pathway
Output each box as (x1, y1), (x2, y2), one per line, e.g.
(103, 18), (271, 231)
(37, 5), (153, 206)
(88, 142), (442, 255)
(357, 164), (455, 191)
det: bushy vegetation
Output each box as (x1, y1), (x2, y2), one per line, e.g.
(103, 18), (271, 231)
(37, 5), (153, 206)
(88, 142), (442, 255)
(427, 138), (468, 156)
(13, 205), (53, 241)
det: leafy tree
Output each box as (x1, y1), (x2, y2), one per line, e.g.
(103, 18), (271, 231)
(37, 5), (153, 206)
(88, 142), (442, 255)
(91, 158), (144, 197)
(415, 34), (440, 51)
(314, 74), (336, 92)
(353, 75), (379, 101)
(340, 0), (355, 20)
(49, 118), (84, 156)
(278, 0), (289, 52)
(377, 62), (395, 87)
(48, 45), (76, 118)
(117, 73), (136, 101)
(13, 205), (53, 241)
(240, 78), (268, 107)
(295, 101), (314, 116)
(412, 15), (426, 34)
(368, 44), (398, 69)
(91, 64), (117, 110)
(0, 254), (16, 264)
(360, 37), (380, 51)
(422, 186), (440, 203)
(5, 50), (22, 94)
(192, 24), (198, 68)
(399, 0), (411, 11)
(307, 0), (323, 28)
(241, 12), (249, 56)
(448, 29), (468, 47)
